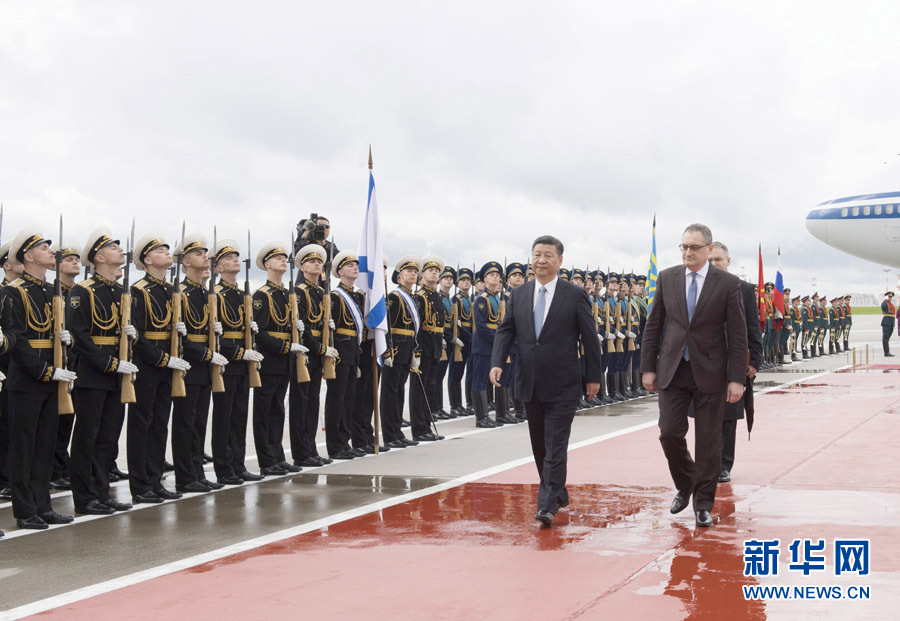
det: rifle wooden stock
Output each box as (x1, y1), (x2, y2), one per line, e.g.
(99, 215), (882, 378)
(593, 295), (603, 355)
(614, 299), (624, 354)
(244, 293), (261, 388)
(452, 303), (462, 362)
(53, 296), (75, 414)
(170, 291), (186, 397)
(119, 292), (136, 404)
(290, 292), (310, 383)
(626, 296), (636, 352)
(322, 290), (336, 380)
(604, 297), (612, 355)
(208, 290), (225, 393)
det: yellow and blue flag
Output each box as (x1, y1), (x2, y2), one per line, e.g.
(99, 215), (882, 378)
(646, 214), (658, 311)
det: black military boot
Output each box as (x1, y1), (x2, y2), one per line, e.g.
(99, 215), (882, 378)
(597, 373), (613, 405)
(802, 348), (808, 359)
(633, 368), (647, 396)
(514, 398), (527, 422)
(791, 351), (800, 362)
(835, 341), (842, 353)
(463, 381), (475, 415)
(495, 387), (521, 424)
(474, 391), (498, 427)
(618, 371), (635, 399)
(843, 339), (849, 350)
(607, 371), (623, 401)
(449, 382), (465, 417)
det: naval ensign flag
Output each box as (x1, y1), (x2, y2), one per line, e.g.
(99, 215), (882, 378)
(356, 170), (388, 365)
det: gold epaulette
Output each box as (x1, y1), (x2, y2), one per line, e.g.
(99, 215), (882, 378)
(257, 284), (271, 293)
(133, 280), (149, 290)
(8, 278), (24, 288)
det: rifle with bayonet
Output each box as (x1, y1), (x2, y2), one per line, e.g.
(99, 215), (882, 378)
(452, 263), (462, 362)
(209, 227), (225, 393)
(244, 231), (262, 388)
(53, 215), (75, 414)
(626, 275), (636, 352)
(289, 232), (310, 383)
(170, 222), (187, 397)
(322, 239), (337, 380)
(119, 219), (137, 404)
(614, 269), (625, 354)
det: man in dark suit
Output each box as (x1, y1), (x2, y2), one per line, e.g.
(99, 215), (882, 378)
(491, 235), (602, 527)
(641, 224), (747, 528)
(708, 242), (762, 483)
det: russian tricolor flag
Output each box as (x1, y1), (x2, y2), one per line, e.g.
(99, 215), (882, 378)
(774, 247), (785, 320)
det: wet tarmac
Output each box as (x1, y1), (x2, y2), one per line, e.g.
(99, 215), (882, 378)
(1, 332), (897, 620)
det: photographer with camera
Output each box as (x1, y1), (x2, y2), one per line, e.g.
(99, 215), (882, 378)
(294, 215), (338, 260)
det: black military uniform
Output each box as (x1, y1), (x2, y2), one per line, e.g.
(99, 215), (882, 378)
(410, 257), (446, 441)
(434, 266), (457, 420)
(67, 232), (130, 514)
(0, 269), (13, 502)
(50, 277), (77, 490)
(448, 267), (474, 416)
(380, 256), (421, 448)
(323, 254), (365, 459)
(882, 292), (896, 357)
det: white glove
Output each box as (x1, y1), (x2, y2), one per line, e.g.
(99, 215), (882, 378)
(290, 343), (309, 354)
(211, 352), (229, 366)
(606, 332), (615, 340)
(383, 356), (394, 368)
(0, 369), (5, 382)
(213, 321), (223, 336)
(455, 338), (464, 348)
(52, 368), (77, 382)
(328, 319), (335, 330)
(175, 322), (187, 337)
(627, 331), (637, 338)
(457, 319), (462, 328)
(411, 356), (421, 371)
(598, 335), (605, 344)
(117, 360), (139, 374)
(124, 324), (137, 339)
(324, 346), (338, 359)
(167, 357), (191, 371)
(242, 350), (264, 362)
(616, 332), (625, 339)
(295, 319), (305, 334)
(59, 329), (72, 346)
(356, 367), (362, 378)
(250, 321), (259, 334)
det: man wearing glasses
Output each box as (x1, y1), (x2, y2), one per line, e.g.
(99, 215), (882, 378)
(641, 224), (747, 528)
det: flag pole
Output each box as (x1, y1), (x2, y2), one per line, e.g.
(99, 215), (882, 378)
(368, 145), (381, 455)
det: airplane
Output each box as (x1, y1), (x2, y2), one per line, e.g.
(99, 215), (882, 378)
(805, 158), (900, 268)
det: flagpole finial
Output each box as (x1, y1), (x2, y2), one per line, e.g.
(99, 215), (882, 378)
(368, 145), (373, 170)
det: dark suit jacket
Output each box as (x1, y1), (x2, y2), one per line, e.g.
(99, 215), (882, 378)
(725, 279), (762, 422)
(641, 263), (747, 393)
(492, 278), (602, 403)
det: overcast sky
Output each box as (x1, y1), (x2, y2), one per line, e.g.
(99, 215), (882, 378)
(2, 0), (899, 295)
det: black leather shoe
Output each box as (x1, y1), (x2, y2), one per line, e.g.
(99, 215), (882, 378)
(670, 492), (690, 514)
(239, 471), (264, 482)
(17, 515), (49, 530)
(386, 440), (407, 449)
(414, 433), (441, 442)
(695, 510), (713, 527)
(718, 469), (731, 483)
(76, 499), (115, 515)
(361, 445), (377, 454)
(431, 410), (449, 421)
(203, 453), (213, 463)
(450, 406), (466, 417)
(109, 467), (130, 480)
(218, 475), (245, 485)
(200, 479), (225, 490)
(400, 437), (419, 446)
(330, 451), (356, 460)
(163, 461), (175, 472)
(476, 418), (499, 428)
(369, 445), (390, 453)
(0, 487), (11, 500)
(277, 461), (302, 473)
(133, 491), (165, 504)
(50, 477), (72, 490)
(535, 510), (554, 527)
(297, 457), (322, 468)
(496, 413), (521, 424)
(103, 499), (133, 511)
(401, 418), (411, 427)
(260, 465), (288, 476)
(176, 481), (211, 493)
(39, 510), (74, 524)
(350, 448), (367, 457)
(0, 529), (4, 537)
(154, 487), (183, 500)
(107, 470), (120, 482)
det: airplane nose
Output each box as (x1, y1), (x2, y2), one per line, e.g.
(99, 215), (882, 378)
(805, 213), (828, 243)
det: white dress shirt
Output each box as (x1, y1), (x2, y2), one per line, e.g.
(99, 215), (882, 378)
(533, 276), (558, 326)
(685, 261), (709, 306)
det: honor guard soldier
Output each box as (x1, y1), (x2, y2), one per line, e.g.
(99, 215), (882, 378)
(592, 270), (613, 405)
(0, 241), (24, 502)
(800, 295), (814, 358)
(882, 291), (896, 357)
(408, 255), (446, 441)
(617, 274), (637, 398)
(571, 268), (585, 288)
(380, 256), (422, 449)
(816, 294), (829, 354)
(291, 244), (338, 465)
(503, 262), (527, 421)
(127, 233), (189, 503)
(526, 264), (535, 282)
(449, 267), (475, 416)
(571, 268), (591, 408)
(473, 269), (485, 295)
(323, 251), (366, 459)
(212, 239), (265, 484)
(68, 227), (136, 515)
(842, 295), (852, 349)
(779, 287), (792, 364)
(252, 241), (306, 475)
(558, 268), (570, 282)
(472, 261), (512, 427)
(762, 283), (775, 368)
(828, 297), (841, 354)
(789, 296), (802, 361)
(171, 234), (228, 493)
(3, 227), (75, 529)
(631, 274), (648, 396)
(434, 265), (459, 419)
(48, 239), (81, 492)
(604, 273), (625, 401)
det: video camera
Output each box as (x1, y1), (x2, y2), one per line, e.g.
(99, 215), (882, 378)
(298, 213), (328, 243)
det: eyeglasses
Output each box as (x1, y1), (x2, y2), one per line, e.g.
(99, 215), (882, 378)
(679, 244), (708, 253)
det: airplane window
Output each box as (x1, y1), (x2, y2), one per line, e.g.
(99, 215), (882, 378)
(841, 208), (848, 217)
(852, 207), (859, 216)
(875, 205), (882, 215)
(888, 205), (895, 215)
(863, 206), (871, 216)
